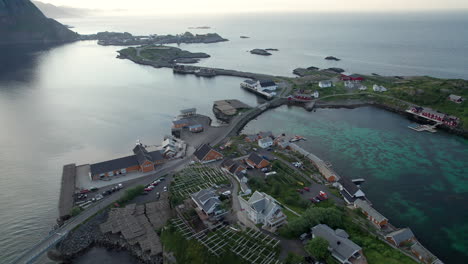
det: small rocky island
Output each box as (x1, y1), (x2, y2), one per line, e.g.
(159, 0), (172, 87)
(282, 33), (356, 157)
(117, 45), (210, 68)
(250, 49), (272, 56)
(81, 31), (228, 46)
(240, 36), (250, 39)
(325, 56), (341, 61)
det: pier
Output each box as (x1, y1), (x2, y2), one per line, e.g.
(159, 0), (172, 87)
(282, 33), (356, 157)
(58, 164), (76, 221)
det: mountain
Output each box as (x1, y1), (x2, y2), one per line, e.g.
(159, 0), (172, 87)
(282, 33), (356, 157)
(32, 1), (88, 18)
(0, 0), (79, 45)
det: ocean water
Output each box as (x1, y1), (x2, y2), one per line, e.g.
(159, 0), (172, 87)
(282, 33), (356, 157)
(0, 11), (467, 263)
(243, 106), (468, 263)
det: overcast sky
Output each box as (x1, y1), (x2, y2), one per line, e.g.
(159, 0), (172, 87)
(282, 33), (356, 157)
(39, 0), (468, 14)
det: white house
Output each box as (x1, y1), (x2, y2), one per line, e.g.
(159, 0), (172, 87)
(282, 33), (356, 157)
(313, 90), (320, 98)
(239, 191), (287, 229)
(358, 86), (367, 91)
(319, 80), (333, 88)
(373, 84), (387, 92)
(258, 137), (274, 148)
(241, 79), (277, 92)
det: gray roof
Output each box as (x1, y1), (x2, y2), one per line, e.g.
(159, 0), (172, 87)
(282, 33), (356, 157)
(411, 242), (437, 261)
(149, 150), (164, 162)
(259, 80), (276, 87)
(312, 224), (361, 262)
(90, 155), (138, 175)
(133, 144), (153, 165)
(259, 137), (273, 144)
(191, 188), (221, 213)
(354, 199), (387, 223)
(221, 158), (235, 168)
(339, 177), (361, 196)
(449, 94), (462, 100)
(194, 144), (219, 161)
(247, 152), (267, 166)
(248, 191), (279, 216)
(386, 228), (415, 245)
(243, 79), (257, 85)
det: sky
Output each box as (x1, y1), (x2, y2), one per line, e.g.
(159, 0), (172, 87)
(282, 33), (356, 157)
(38, 0), (468, 14)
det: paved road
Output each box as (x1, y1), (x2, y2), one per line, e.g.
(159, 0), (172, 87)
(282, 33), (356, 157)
(13, 158), (189, 264)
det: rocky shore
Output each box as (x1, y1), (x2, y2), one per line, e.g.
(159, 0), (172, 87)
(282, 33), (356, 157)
(54, 209), (162, 264)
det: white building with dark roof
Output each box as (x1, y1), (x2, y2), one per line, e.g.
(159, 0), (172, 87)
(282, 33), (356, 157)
(338, 177), (365, 204)
(238, 191), (286, 229)
(319, 80), (333, 88)
(258, 137), (274, 149)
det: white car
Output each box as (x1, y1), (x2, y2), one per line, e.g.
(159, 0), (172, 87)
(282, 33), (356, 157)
(163, 186), (167, 192)
(95, 194), (103, 201)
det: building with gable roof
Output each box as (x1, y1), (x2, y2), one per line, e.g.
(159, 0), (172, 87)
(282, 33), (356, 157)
(385, 228), (415, 247)
(191, 188), (223, 215)
(193, 144), (223, 163)
(311, 224), (365, 264)
(239, 191), (286, 229)
(354, 199), (388, 228)
(245, 152), (270, 169)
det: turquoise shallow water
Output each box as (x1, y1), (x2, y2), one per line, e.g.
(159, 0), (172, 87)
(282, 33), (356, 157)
(243, 105), (468, 263)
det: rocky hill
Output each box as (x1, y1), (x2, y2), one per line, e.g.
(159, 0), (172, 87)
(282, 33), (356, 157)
(0, 0), (78, 45)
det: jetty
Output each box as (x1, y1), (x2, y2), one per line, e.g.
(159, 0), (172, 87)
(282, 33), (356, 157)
(58, 164), (76, 221)
(408, 123), (438, 133)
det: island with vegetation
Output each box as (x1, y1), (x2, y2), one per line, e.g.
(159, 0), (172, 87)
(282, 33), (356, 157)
(80, 31), (228, 46)
(117, 45), (210, 68)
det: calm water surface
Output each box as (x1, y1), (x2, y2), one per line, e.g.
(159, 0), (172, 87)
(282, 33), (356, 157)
(243, 106), (468, 263)
(0, 12), (467, 263)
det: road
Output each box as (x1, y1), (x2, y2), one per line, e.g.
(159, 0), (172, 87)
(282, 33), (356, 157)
(12, 158), (189, 264)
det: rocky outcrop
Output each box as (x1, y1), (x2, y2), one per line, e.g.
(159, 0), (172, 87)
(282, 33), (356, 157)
(325, 56), (340, 61)
(323, 67), (345, 73)
(250, 49), (272, 56)
(0, 0), (78, 45)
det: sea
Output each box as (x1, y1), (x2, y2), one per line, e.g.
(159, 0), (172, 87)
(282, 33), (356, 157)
(0, 12), (467, 264)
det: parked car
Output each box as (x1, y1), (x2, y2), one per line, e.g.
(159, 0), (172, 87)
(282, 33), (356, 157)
(95, 194), (103, 201)
(261, 167), (269, 172)
(117, 183), (123, 189)
(80, 189), (90, 194)
(296, 189), (304, 194)
(303, 187), (310, 192)
(159, 177), (165, 181)
(90, 187), (99, 192)
(156, 192), (160, 199)
(316, 195), (325, 201)
(144, 188), (153, 192)
(163, 186), (168, 192)
(77, 194), (87, 200)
